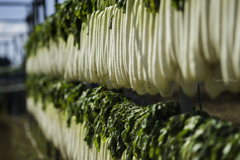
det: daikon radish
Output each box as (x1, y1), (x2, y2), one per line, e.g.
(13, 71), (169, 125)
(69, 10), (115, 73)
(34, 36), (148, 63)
(159, 0), (175, 81)
(90, 11), (100, 83)
(220, 0), (240, 92)
(109, 6), (117, 86)
(109, 6), (121, 89)
(128, 0), (146, 95)
(205, 65), (225, 99)
(128, 0), (140, 93)
(232, 0), (240, 81)
(119, 9), (130, 88)
(86, 14), (95, 83)
(123, 0), (134, 89)
(176, 70), (198, 97)
(60, 37), (67, 77)
(99, 10), (107, 85)
(209, 0), (222, 61)
(178, 0), (192, 84)
(104, 6), (114, 89)
(78, 22), (88, 82)
(96, 12), (105, 83)
(82, 15), (89, 83)
(135, 0), (144, 84)
(135, 0), (147, 95)
(188, 0), (209, 83)
(115, 8), (126, 87)
(128, 0), (135, 91)
(72, 45), (79, 81)
(64, 34), (75, 81)
(165, 0), (178, 81)
(152, 9), (174, 97)
(200, 0), (218, 64)
(143, 10), (158, 95)
(142, 7), (149, 84)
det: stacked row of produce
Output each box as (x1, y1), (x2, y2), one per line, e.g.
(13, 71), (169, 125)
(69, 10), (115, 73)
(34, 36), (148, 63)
(26, 0), (240, 98)
(27, 75), (240, 160)
(27, 98), (124, 160)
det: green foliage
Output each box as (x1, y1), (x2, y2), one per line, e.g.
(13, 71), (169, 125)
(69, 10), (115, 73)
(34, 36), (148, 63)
(27, 75), (240, 160)
(143, 0), (160, 13)
(171, 0), (185, 11)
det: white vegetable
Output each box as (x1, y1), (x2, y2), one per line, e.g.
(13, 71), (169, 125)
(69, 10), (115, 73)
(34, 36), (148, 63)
(110, 6), (121, 89)
(90, 11), (100, 83)
(129, 0), (147, 95)
(123, 0), (134, 89)
(205, 65), (225, 99)
(200, 0), (218, 64)
(119, 9), (130, 88)
(159, 0), (175, 81)
(86, 14), (95, 83)
(188, 0), (209, 83)
(209, 0), (222, 60)
(115, 8), (126, 87)
(99, 10), (108, 84)
(220, 0), (239, 92)
(104, 6), (114, 89)
(152, 7), (174, 97)
(78, 22), (88, 82)
(179, 0), (192, 83)
(143, 9), (158, 95)
(72, 45), (79, 81)
(232, 0), (240, 81)
(96, 12), (105, 83)
(64, 34), (75, 81)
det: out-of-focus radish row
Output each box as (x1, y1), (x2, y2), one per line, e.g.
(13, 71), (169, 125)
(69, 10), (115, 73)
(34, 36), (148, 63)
(27, 98), (137, 160)
(26, 0), (240, 98)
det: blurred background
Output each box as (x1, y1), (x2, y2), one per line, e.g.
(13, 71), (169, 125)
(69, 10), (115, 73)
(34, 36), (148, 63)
(0, 0), (66, 159)
(0, 0), (69, 115)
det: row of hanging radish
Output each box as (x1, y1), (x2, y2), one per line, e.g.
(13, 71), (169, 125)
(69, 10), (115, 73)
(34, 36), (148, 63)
(26, 0), (240, 98)
(27, 98), (136, 160)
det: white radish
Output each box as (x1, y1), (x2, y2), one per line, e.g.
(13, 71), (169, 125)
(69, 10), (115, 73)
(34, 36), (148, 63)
(152, 7), (174, 97)
(115, 8), (126, 87)
(123, 0), (134, 89)
(220, 0), (240, 92)
(188, 0), (210, 83)
(200, 0), (218, 64)
(205, 65), (225, 99)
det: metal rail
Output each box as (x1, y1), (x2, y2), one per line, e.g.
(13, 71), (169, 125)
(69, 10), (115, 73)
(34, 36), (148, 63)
(0, 2), (31, 6)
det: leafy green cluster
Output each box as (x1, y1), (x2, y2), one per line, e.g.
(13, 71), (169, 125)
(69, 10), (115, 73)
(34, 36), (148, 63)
(27, 75), (240, 160)
(171, 0), (185, 11)
(158, 114), (240, 160)
(143, 0), (160, 13)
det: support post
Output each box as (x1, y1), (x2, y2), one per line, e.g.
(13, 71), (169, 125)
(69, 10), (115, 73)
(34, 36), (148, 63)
(43, 0), (47, 20)
(32, 2), (35, 27)
(179, 88), (193, 113)
(35, 0), (39, 24)
(55, 148), (60, 160)
(46, 140), (51, 158)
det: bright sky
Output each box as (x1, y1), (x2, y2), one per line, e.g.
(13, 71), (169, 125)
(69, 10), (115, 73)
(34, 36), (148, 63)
(0, 0), (66, 65)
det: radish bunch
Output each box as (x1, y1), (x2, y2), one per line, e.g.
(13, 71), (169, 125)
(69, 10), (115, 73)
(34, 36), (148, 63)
(27, 0), (240, 98)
